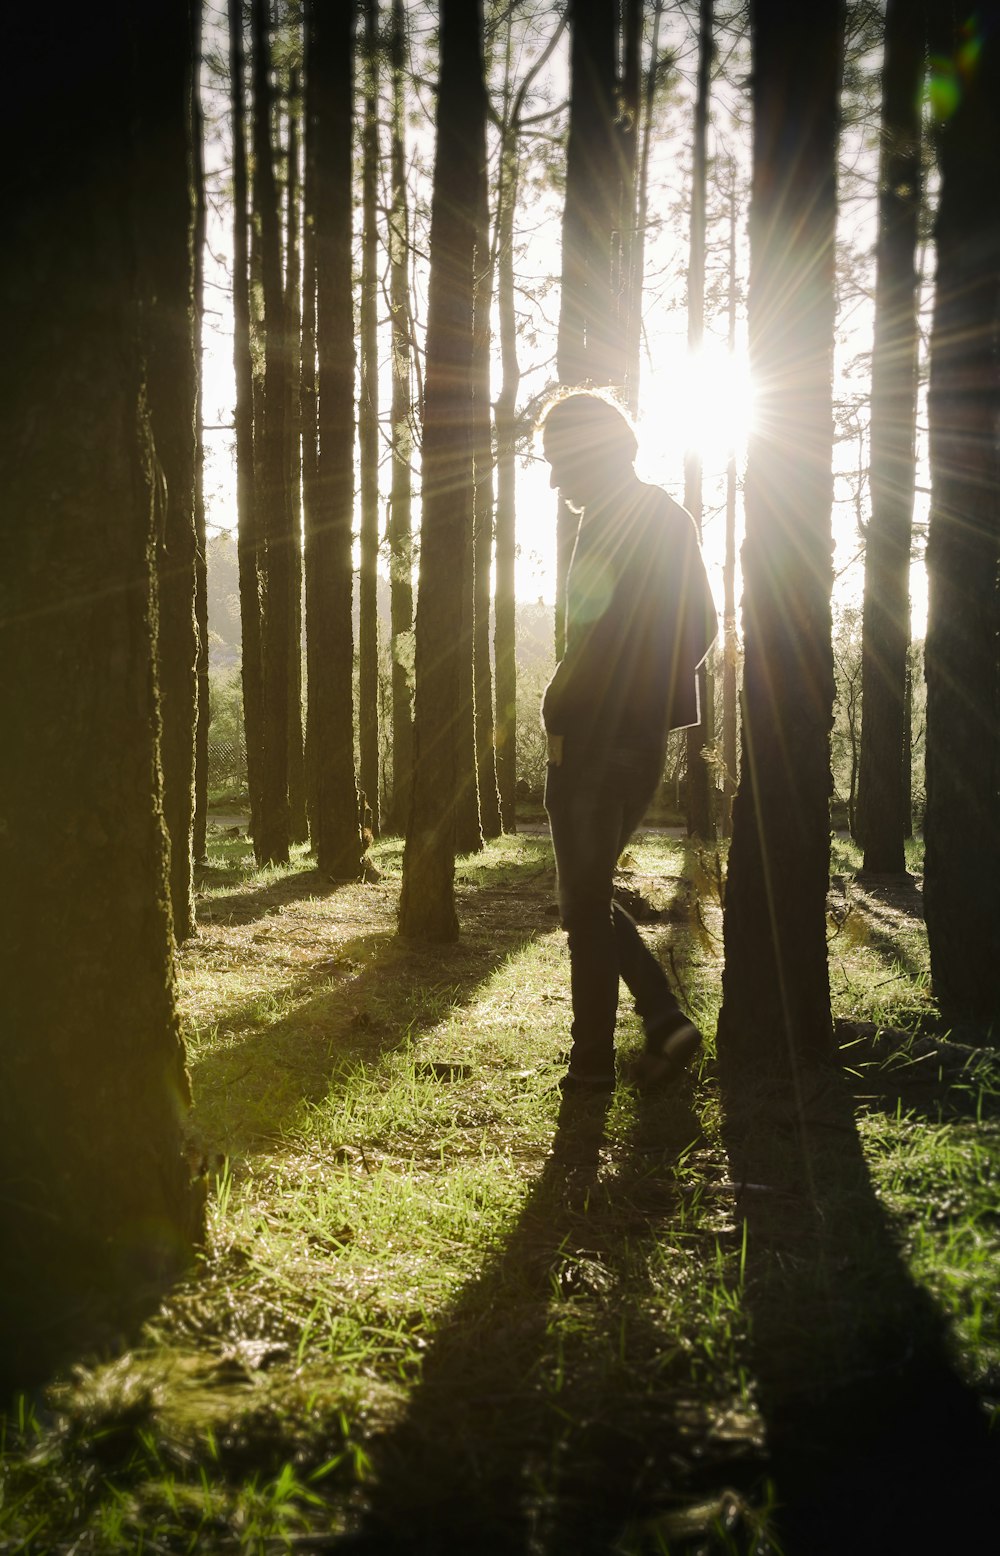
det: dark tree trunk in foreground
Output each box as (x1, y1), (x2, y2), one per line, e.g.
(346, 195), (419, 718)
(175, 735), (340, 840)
(399, 0), (486, 939)
(856, 0), (923, 874)
(301, 31), (320, 837)
(555, 0), (618, 656)
(284, 70), (309, 847)
(386, 0), (415, 835)
(717, 0), (844, 1076)
(144, 0), (199, 940)
(251, 0), (290, 866)
(230, 0), (264, 839)
(306, 0), (362, 878)
(192, 0), (210, 868)
(684, 0), (716, 842)
(923, 1), (1000, 1031)
(359, 0), (381, 835)
(0, 3), (204, 1391)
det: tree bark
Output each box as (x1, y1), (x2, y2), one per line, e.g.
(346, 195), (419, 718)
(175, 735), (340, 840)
(717, 0), (844, 1076)
(0, 1), (204, 1390)
(251, 0), (290, 866)
(494, 111), (519, 832)
(399, 0), (486, 939)
(143, 0), (199, 940)
(625, 0), (664, 417)
(472, 147), (502, 842)
(721, 158), (740, 841)
(684, 0), (716, 842)
(555, 0), (619, 656)
(359, 0), (382, 836)
(229, 0), (264, 841)
(284, 67), (309, 846)
(306, 0), (363, 878)
(386, 0), (415, 835)
(192, 0), (210, 868)
(923, 0), (1000, 1030)
(855, 0), (923, 874)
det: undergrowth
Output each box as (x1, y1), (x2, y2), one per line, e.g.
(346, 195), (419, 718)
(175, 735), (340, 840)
(1, 826), (998, 1554)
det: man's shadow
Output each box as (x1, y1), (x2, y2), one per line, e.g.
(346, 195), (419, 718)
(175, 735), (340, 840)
(335, 1081), (706, 1554)
(719, 1058), (998, 1555)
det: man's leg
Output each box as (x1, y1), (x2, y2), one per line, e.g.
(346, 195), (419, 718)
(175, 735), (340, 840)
(545, 757), (624, 1084)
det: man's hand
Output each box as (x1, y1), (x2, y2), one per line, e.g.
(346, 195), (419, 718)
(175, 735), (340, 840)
(547, 733), (565, 767)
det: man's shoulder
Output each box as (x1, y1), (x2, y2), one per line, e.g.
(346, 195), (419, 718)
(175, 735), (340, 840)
(634, 483), (698, 548)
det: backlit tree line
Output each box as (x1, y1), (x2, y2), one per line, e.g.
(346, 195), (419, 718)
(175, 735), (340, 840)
(2, 0), (998, 1386)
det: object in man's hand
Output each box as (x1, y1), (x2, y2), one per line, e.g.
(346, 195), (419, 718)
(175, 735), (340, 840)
(547, 734), (565, 767)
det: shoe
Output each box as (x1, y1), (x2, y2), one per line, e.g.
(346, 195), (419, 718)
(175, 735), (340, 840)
(630, 1017), (702, 1089)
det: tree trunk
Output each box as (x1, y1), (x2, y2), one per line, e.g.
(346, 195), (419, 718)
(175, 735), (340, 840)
(229, 0), (264, 841)
(721, 159), (739, 840)
(251, 0), (290, 866)
(684, 0), (716, 842)
(855, 0), (923, 874)
(144, 0), (199, 941)
(625, 0), (664, 417)
(301, 31), (319, 840)
(717, 0), (844, 1076)
(284, 67), (309, 846)
(386, 0), (415, 835)
(555, 0), (618, 656)
(472, 148), (502, 843)
(923, 0), (1000, 1030)
(399, 0), (486, 939)
(359, 0), (382, 836)
(494, 115), (519, 832)
(616, 0), (641, 362)
(306, 0), (363, 878)
(0, 1), (204, 1391)
(192, 0), (210, 868)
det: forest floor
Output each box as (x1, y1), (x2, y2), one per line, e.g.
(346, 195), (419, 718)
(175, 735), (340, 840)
(2, 822), (999, 1554)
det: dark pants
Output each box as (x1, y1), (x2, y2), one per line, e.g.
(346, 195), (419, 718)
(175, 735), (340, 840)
(544, 744), (682, 1075)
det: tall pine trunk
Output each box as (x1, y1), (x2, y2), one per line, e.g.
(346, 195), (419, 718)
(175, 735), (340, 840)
(684, 0), (716, 842)
(493, 113), (519, 832)
(721, 158), (740, 840)
(145, 0), (200, 940)
(229, 0), (264, 840)
(192, 0), (210, 868)
(398, 0), (486, 939)
(1, 0), (204, 1391)
(923, 1), (1000, 1030)
(359, 0), (382, 836)
(251, 0), (290, 866)
(717, 0), (844, 1077)
(625, 0), (664, 417)
(472, 151), (502, 842)
(386, 0), (415, 835)
(555, 0), (618, 656)
(855, 0), (923, 874)
(306, 0), (363, 878)
(284, 68), (309, 846)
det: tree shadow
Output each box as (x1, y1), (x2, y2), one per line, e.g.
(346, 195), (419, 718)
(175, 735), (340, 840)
(187, 914), (556, 1160)
(718, 1062), (999, 1555)
(331, 1077), (740, 1555)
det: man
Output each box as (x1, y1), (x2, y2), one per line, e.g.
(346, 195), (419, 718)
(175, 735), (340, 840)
(540, 391), (717, 1092)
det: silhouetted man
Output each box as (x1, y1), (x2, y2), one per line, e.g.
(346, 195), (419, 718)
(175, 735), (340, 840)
(540, 391), (717, 1092)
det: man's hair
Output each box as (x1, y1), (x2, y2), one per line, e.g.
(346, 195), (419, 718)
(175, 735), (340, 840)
(537, 389), (638, 466)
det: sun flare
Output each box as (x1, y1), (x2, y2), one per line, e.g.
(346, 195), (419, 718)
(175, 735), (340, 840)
(638, 340), (754, 472)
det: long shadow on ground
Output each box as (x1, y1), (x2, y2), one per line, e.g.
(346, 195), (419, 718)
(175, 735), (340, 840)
(329, 1075), (756, 1555)
(719, 1061), (998, 1555)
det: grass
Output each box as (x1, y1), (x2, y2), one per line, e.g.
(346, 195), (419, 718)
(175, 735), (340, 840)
(2, 822), (998, 1553)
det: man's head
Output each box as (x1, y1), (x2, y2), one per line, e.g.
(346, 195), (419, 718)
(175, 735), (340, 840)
(538, 391), (638, 511)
